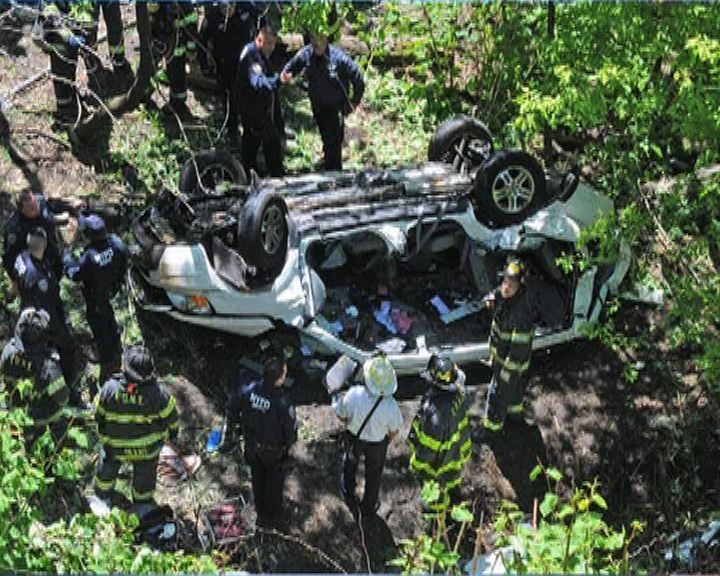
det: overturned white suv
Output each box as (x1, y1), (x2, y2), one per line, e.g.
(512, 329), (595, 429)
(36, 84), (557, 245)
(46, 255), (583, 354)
(129, 117), (630, 375)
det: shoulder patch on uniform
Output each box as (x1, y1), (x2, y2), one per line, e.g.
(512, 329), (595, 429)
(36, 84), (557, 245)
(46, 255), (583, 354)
(38, 278), (48, 292)
(251, 63), (263, 75)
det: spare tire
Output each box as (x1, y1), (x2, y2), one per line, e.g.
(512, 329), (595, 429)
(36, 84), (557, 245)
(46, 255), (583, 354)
(475, 149), (547, 226)
(237, 187), (288, 279)
(179, 150), (247, 195)
(428, 116), (494, 173)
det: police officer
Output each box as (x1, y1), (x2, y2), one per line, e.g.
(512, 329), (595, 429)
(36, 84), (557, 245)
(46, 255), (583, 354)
(197, 2), (257, 147)
(481, 258), (535, 435)
(63, 214), (127, 387)
(237, 19), (284, 176)
(14, 227), (81, 406)
(408, 355), (471, 510)
(235, 355), (296, 526)
(94, 345), (179, 506)
(0, 308), (69, 442)
(3, 190), (62, 289)
(280, 29), (364, 170)
(333, 354), (403, 516)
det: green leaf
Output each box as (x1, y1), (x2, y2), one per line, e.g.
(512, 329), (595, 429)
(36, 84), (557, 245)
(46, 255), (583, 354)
(546, 467), (563, 482)
(529, 464), (543, 481)
(591, 493), (608, 510)
(539, 493), (558, 518)
(67, 427), (89, 450)
(421, 481), (440, 504)
(451, 505), (474, 524)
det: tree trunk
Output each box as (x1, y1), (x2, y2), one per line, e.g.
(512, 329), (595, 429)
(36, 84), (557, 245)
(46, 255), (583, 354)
(0, 109), (44, 193)
(543, 1), (556, 165)
(71, 3), (154, 143)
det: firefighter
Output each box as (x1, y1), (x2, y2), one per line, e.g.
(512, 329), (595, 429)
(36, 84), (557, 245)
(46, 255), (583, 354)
(333, 354), (403, 517)
(197, 2), (258, 146)
(148, 2), (199, 116)
(235, 355), (297, 526)
(84, 2), (133, 88)
(237, 18), (284, 176)
(94, 345), (179, 506)
(63, 214), (127, 389)
(280, 27), (364, 170)
(3, 190), (62, 289)
(0, 308), (69, 442)
(481, 258), (535, 435)
(14, 227), (81, 407)
(408, 355), (471, 511)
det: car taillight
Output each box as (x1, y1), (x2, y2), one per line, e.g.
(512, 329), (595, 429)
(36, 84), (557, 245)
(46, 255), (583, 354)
(187, 295), (211, 314)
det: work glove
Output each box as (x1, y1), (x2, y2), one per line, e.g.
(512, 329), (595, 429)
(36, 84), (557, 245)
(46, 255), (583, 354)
(67, 34), (85, 49)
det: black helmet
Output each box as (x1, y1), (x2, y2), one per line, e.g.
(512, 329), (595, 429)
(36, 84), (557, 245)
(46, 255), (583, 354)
(15, 307), (50, 349)
(123, 345), (156, 383)
(426, 354), (459, 391)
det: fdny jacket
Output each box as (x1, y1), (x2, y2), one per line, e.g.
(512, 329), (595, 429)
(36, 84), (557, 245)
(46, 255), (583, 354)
(490, 289), (534, 394)
(237, 41), (278, 127)
(238, 379), (297, 457)
(408, 373), (472, 503)
(282, 44), (364, 113)
(3, 197), (61, 281)
(0, 338), (68, 428)
(96, 374), (179, 462)
(63, 234), (127, 306)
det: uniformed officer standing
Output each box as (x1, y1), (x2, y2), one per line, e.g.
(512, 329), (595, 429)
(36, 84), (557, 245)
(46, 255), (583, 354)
(237, 19), (284, 176)
(198, 2), (257, 146)
(236, 355), (297, 525)
(280, 30), (364, 170)
(481, 259), (535, 435)
(3, 191), (62, 290)
(94, 345), (179, 506)
(0, 308), (69, 442)
(63, 214), (127, 387)
(333, 355), (403, 516)
(14, 228), (81, 406)
(408, 355), (472, 510)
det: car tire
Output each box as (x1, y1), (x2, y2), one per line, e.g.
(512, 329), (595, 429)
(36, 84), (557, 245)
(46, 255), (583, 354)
(179, 150), (247, 195)
(237, 187), (288, 279)
(475, 149), (547, 226)
(428, 115), (494, 172)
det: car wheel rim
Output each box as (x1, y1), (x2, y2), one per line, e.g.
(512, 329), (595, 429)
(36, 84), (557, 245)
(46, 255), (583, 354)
(260, 205), (284, 255)
(491, 165), (535, 214)
(199, 165), (236, 192)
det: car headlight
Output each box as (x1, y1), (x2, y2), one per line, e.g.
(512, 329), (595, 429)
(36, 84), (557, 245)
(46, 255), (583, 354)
(167, 292), (214, 315)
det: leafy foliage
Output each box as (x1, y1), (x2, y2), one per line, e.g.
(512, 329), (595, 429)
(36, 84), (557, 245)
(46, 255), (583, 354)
(494, 464), (643, 574)
(0, 387), (217, 574)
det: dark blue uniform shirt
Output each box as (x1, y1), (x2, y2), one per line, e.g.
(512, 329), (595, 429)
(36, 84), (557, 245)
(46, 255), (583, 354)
(14, 251), (66, 336)
(3, 196), (61, 281)
(282, 44), (364, 112)
(63, 234), (127, 305)
(237, 41), (278, 128)
(239, 379), (297, 454)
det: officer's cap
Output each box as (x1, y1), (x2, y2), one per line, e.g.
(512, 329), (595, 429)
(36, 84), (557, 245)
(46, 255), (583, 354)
(16, 307), (51, 348)
(123, 345), (157, 384)
(78, 213), (107, 239)
(363, 354), (397, 397)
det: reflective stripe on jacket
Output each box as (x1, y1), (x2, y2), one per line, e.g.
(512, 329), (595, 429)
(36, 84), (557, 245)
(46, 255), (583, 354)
(96, 374), (178, 461)
(489, 290), (534, 388)
(408, 384), (471, 493)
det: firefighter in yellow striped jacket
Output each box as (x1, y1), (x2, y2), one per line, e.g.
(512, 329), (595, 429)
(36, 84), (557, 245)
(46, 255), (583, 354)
(94, 345), (178, 505)
(483, 258), (535, 434)
(408, 355), (472, 510)
(0, 308), (68, 442)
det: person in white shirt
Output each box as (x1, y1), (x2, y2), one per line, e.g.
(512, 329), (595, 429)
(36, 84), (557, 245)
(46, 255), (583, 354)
(332, 354), (404, 516)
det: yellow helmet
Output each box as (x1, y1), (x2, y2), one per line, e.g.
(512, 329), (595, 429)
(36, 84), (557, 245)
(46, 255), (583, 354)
(363, 355), (397, 397)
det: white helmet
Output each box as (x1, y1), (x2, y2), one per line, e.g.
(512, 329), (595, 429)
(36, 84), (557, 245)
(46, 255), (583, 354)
(363, 355), (397, 397)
